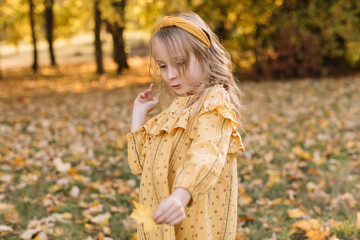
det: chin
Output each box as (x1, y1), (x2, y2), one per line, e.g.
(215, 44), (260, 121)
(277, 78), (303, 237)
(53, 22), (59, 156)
(174, 89), (188, 96)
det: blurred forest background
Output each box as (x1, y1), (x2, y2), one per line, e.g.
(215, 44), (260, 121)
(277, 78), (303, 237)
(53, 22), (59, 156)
(1, 0), (360, 79)
(1, 1), (360, 240)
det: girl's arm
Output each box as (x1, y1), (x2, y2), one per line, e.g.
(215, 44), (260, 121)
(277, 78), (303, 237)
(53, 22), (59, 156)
(127, 83), (160, 175)
(131, 109), (147, 132)
(131, 83), (160, 132)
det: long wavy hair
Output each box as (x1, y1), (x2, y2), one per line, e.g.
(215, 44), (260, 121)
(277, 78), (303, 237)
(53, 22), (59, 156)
(149, 11), (246, 133)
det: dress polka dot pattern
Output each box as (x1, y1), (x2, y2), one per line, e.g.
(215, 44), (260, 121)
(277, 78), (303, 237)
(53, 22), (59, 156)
(127, 87), (245, 239)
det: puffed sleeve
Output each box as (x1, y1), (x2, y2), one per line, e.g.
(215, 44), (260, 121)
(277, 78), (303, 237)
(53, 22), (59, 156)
(126, 126), (147, 176)
(171, 87), (242, 205)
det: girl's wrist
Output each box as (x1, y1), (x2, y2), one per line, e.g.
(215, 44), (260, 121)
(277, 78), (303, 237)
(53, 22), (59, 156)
(132, 107), (148, 117)
(171, 188), (192, 208)
(131, 109), (147, 132)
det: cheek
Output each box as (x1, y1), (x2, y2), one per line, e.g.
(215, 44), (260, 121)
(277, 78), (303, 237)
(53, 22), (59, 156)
(160, 71), (170, 84)
(160, 70), (166, 80)
(187, 66), (199, 83)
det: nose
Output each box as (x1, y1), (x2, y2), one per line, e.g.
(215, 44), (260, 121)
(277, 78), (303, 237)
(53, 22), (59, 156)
(167, 66), (177, 80)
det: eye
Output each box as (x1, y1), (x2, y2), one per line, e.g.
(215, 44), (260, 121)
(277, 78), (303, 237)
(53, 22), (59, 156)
(159, 64), (166, 69)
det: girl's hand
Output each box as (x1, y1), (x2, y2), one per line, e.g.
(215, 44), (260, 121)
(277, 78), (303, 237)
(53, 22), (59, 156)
(152, 188), (191, 226)
(134, 83), (160, 114)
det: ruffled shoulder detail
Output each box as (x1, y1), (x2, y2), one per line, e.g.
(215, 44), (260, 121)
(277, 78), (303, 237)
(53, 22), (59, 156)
(141, 88), (245, 154)
(142, 95), (197, 136)
(198, 87), (245, 154)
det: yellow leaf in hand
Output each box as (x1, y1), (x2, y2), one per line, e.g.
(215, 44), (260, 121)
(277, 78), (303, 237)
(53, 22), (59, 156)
(129, 200), (156, 232)
(356, 212), (360, 230)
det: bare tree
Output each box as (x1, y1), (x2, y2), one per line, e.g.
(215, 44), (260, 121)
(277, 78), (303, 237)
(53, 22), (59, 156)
(29, 0), (38, 72)
(105, 0), (128, 74)
(94, 0), (104, 74)
(44, 0), (56, 66)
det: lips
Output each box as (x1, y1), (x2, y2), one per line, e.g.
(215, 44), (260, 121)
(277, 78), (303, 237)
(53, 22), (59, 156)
(171, 84), (180, 88)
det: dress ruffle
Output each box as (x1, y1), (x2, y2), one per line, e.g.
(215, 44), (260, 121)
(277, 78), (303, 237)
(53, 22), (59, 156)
(198, 87), (245, 154)
(142, 96), (195, 136)
(143, 87), (245, 154)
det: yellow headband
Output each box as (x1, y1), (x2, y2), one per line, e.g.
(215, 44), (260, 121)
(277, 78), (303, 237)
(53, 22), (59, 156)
(155, 16), (211, 48)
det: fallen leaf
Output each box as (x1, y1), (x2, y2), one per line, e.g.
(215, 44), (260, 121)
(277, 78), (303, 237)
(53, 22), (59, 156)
(0, 225), (13, 234)
(90, 212), (111, 226)
(61, 212), (73, 219)
(265, 170), (281, 187)
(292, 219), (322, 231)
(305, 229), (330, 240)
(53, 158), (71, 173)
(20, 228), (41, 240)
(292, 146), (312, 160)
(287, 208), (306, 219)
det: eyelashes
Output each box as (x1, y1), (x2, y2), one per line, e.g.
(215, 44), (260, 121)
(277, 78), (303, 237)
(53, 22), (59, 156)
(158, 61), (185, 69)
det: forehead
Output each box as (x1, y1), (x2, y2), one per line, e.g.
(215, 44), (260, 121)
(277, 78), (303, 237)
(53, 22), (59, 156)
(152, 37), (188, 62)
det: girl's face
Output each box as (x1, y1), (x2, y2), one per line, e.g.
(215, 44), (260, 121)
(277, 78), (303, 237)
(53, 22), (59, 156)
(153, 39), (205, 96)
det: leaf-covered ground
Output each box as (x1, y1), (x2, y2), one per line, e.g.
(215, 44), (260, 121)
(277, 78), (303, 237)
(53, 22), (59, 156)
(0, 60), (359, 240)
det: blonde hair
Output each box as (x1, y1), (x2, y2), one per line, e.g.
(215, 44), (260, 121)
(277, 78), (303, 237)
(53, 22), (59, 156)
(149, 11), (246, 133)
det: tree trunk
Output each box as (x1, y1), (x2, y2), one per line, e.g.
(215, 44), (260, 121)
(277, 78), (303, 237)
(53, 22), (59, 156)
(94, 0), (104, 74)
(29, 0), (38, 72)
(105, 0), (129, 74)
(45, 0), (56, 66)
(107, 24), (129, 73)
(0, 40), (2, 79)
(117, 26), (129, 72)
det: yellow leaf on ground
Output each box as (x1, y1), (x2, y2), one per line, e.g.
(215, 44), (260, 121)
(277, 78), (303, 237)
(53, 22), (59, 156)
(61, 212), (73, 219)
(238, 194), (252, 206)
(292, 219), (322, 231)
(129, 200), (156, 232)
(90, 212), (111, 226)
(287, 208), (306, 219)
(305, 229), (330, 240)
(271, 198), (283, 206)
(266, 170), (281, 187)
(292, 146), (312, 160)
(53, 227), (64, 237)
(319, 119), (329, 128)
(14, 156), (25, 167)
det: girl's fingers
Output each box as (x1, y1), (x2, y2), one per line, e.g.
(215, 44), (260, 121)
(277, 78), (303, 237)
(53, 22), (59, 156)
(154, 206), (177, 224)
(154, 93), (160, 101)
(153, 200), (175, 220)
(144, 89), (150, 98)
(148, 84), (154, 97)
(168, 215), (185, 226)
(138, 84), (157, 101)
(165, 211), (184, 225)
(154, 197), (184, 224)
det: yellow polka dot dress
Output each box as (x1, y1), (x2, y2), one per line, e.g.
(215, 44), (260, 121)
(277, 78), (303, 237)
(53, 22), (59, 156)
(127, 87), (245, 239)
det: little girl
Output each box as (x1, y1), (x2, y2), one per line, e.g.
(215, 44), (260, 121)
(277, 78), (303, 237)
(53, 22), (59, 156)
(127, 12), (245, 239)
